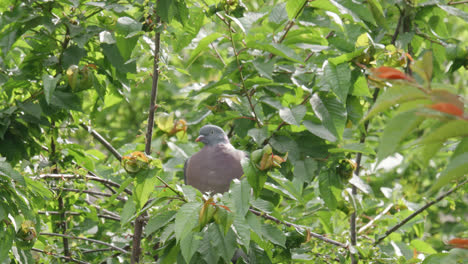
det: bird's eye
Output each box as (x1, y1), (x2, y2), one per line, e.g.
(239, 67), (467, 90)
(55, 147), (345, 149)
(210, 130), (214, 134)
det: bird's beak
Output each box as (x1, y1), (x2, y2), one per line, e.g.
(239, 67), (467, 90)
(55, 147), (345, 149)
(195, 135), (204, 142)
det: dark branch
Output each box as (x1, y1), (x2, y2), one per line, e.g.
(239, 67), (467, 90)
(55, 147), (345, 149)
(40, 232), (129, 254)
(249, 208), (347, 249)
(37, 174), (132, 196)
(51, 187), (127, 202)
(32, 248), (89, 264)
(374, 177), (468, 246)
(80, 123), (122, 161)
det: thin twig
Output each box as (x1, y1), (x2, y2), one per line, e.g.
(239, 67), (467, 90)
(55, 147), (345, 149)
(40, 232), (129, 254)
(83, 199), (122, 221)
(81, 248), (116, 254)
(80, 123), (122, 161)
(350, 88), (380, 264)
(38, 210), (120, 221)
(210, 43), (226, 66)
(49, 233), (125, 252)
(51, 187), (127, 201)
(269, 0), (309, 59)
(227, 20), (262, 127)
(249, 208), (347, 249)
(391, 6), (403, 45)
(132, 9), (162, 264)
(32, 248), (89, 264)
(374, 177), (468, 246)
(36, 174), (132, 196)
(448, 0), (468, 4)
(358, 203), (393, 234)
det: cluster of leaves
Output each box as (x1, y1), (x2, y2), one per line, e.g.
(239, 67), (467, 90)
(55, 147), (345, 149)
(0, 0), (467, 263)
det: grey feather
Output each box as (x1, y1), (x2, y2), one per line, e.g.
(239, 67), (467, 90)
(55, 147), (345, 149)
(184, 125), (245, 193)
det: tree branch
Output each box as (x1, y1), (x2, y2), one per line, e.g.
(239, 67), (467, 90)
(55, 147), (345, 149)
(32, 248), (89, 264)
(40, 232), (129, 254)
(249, 208), (347, 249)
(269, 0), (309, 59)
(36, 174), (132, 196)
(358, 203), (393, 234)
(448, 0), (468, 4)
(80, 123), (122, 161)
(350, 88), (380, 263)
(51, 187), (127, 202)
(38, 210), (120, 221)
(374, 177), (468, 246)
(227, 20), (262, 127)
(133, 8), (163, 264)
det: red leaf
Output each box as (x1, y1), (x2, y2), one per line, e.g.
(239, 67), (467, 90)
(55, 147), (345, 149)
(372, 66), (414, 81)
(448, 238), (468, 249)
(428, 102), (464, 117)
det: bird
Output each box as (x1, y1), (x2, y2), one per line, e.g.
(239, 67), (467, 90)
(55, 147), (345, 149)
(184, 125), (245, 194)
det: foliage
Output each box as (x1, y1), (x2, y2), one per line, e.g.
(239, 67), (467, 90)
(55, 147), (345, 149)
(0, 0), (467, 263)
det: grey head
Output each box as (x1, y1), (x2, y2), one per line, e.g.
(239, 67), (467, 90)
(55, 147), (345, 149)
(195, 125), (229, 146)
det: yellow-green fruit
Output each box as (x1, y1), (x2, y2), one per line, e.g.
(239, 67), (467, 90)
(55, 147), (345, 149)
(16, 220), (37, 249)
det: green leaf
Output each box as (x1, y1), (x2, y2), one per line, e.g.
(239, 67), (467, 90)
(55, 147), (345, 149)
(231, 178), (251, 216)
(146, 210), (177, 235)
(279, 105), (306, 126)
(180, 232), (201, 263)
(101, 43), (136, 73)
(248, 127), (268, 145)
(186, 33), (222, 67)
(410, 239), (437, 254)
(318, 170), (342, 210)
(453, 137), (468, 159)
(205, 224), (237, 263)
(242, 159), (267, 198)
(320, 62), (351, 103)
(438, 5), (468, 23)
(252, 58), (274, 79)
(285, 0), (307, 19)
(233, 214), (250, 247)
(42, 74), (60, 105)
(292, 158), (317, 183)
(364, 85), (428, 121)
(303, 120), (337, 142)
(62, 45), (87, 69)
(120, 199), (136, 226)
(115, 17), (141, 37)
(310, 93), (347, 141)
(157, 0), (176, 23)
(351, 74), (372, 97)
(246, 41), (304, 64)
(367, 0), (386, 29)
(328, 49), (364, 65)
(329, 143), (375, 155)
(422, 253), (449, 264)
(269, 3), (288, 24)
(0, 159), (25, 185)
(420, 120), (468, 144)
(377, 110), (424, 162)
(430, 152), (468, 193)
(175, 202), (201, 242)
(261, 223), (286, 247)
(133, 170), (159, 209)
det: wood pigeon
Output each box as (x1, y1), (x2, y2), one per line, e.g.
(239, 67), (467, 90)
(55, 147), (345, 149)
(184, 125), (245, 194)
